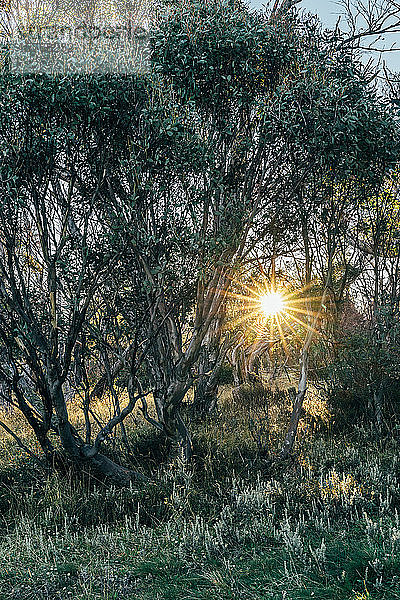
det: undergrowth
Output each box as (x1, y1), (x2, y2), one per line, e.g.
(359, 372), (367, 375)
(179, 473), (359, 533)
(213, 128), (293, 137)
(0, 388), (399, 599)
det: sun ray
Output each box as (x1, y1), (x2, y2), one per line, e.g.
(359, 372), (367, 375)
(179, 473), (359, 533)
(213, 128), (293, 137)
(230, 308), (264, 329)
(285, 306), (321, 318)
(284, 295), (322, 305)
(280, 312), (305, 343)
(226, 272), (322, 361)
(225, 291), (261, 303)
(275, 317), (288, 355)
(286, 311), (321, 336)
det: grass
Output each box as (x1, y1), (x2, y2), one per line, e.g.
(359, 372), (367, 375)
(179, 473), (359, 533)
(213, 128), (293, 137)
(0, 387), (399, 599)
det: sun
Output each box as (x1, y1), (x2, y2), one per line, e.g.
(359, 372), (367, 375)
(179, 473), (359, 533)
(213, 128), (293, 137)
(259, 290), (285, 317)
(224, 276), (321, 352)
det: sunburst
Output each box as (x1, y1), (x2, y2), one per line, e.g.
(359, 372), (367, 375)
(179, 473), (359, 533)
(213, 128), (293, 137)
(226, 277), (322, 354)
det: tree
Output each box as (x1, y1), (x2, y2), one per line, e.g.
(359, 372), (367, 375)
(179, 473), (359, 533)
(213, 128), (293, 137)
(276, 40), (399, 456)
(348, 173), (400, 429)
(0, 0), (398, 478)
(0, 73), (164, 483)
(146, 0), (303, 423)
(110, 0), (303, 454)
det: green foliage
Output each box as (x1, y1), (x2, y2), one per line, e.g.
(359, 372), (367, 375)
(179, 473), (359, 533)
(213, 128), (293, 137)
(0, 0), (399, 495)
(269, 40), (399, 190)
(151, 0), (298, 114)
(319, 322), (400, 428)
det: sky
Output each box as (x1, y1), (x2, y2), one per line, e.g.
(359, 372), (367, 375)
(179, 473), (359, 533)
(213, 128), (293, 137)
(248, 0), (400, 72)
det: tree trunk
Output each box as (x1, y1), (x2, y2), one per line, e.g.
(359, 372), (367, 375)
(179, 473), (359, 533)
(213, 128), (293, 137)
(163, 406), (192, 462)
(81, 450), (147, 486)
(152, 376), (194, 462)
(231, 338), (246, 388)
(48, 446), (147, 486)
(193, 315), (224, 416)
(175, 412), (192, 462)
(280, 349), (309, 460)
(194, 378), (218, 416)
(373, 384), (384, 433)
(49, 373), (80, 459)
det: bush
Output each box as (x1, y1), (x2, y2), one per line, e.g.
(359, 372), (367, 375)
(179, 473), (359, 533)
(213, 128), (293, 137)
(320, 328), (400, 430)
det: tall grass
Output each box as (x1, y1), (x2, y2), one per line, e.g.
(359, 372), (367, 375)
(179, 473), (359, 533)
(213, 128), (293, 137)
(0, 387), (399, 599)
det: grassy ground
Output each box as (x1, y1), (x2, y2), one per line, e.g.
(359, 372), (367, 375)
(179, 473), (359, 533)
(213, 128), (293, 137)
(0, 388), (399, 599)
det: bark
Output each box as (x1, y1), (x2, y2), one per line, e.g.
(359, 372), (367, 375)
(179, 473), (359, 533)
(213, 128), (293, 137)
(231, 337), (246, 388)
(194, 350), (219, 416)
(193, 383), (218, 417)
(163, 384), (193, 462)
(80, 449), (147, 486)
(230, 335), (277, 392)
(193, 315), (227, 416)
(50, 377), (80, 458)
(171, 412), (192, 462)
(280, 349), (308, 460)
(42, 445), (147, 486)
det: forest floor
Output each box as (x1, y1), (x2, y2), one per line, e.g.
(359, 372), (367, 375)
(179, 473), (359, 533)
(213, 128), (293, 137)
(0, 387), (399, 600)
